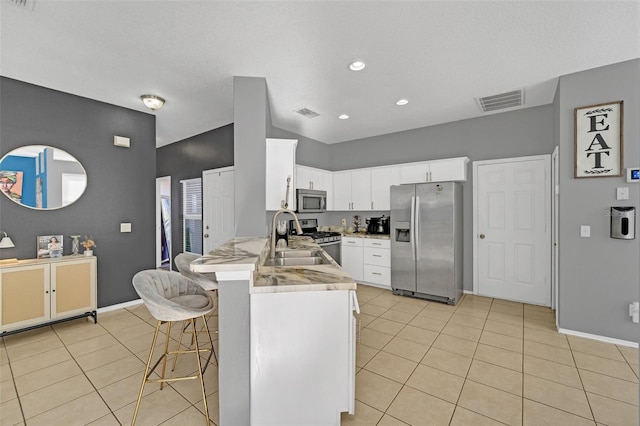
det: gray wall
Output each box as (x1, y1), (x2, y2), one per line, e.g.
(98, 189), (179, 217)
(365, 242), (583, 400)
(0, 77), (157, 307)
(307, 106), (556, 291)
(269, 126), (331, 170)
(234, 77), (268, 237)
(557, 59), (640, 342)
(156, 124), (234, 265)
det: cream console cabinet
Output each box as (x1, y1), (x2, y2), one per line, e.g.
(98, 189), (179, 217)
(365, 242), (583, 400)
(0, 256), (97, 334)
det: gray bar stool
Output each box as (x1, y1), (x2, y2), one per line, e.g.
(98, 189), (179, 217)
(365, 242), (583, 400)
(131, 269), (215, 425)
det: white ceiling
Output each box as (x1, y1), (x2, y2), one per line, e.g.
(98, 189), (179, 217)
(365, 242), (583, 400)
(1, 1), (638, 147)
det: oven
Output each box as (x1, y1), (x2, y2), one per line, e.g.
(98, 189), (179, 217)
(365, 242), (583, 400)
(296, 189), (327, 213)
(315, 236), (342, 266)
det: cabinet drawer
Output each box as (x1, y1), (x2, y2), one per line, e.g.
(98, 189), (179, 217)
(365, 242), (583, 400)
(363, 247), (390, 267)
(363, 238), (390, 249)
(363, 265), (390, 287)
(342, 237), (363, 247)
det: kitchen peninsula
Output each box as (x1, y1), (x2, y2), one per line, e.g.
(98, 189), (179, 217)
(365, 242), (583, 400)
(191, 236), (359, 426)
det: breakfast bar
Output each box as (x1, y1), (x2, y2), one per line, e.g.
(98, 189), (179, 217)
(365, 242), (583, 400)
(191, 236), (358, 426)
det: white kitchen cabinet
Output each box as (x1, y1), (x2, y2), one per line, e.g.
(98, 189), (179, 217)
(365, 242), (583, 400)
(332, 171), (353, 211)
(266, 138), (297, 210)
(251, 289), (358, 424)
(296, 165), (334, 210)
(363, 239), (391, 289)
(332, 170), (371, 211)
(371, 166), (400, 210)
(0, 256), (97, 333)
(400, 157), (470, 184)
(341, 237), (363, 282)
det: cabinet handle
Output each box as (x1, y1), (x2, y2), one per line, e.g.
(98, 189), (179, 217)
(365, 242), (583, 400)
(372, 254), (382, 257)
(52, 289), (55, 292)
(372, 242), (381, 245)
(372, 272), (382, 276)
(371, 202), (373, 209)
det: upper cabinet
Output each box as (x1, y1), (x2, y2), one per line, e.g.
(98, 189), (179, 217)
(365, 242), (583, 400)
(333, 170), (372, 211)
(296, 156), (469, 212)
(266, 139), (297, 211)
(400, 157), (469, 184)
(370, 166), (401, 211)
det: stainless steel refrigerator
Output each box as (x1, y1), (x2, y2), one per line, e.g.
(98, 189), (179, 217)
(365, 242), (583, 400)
(390, 182), (463, 305)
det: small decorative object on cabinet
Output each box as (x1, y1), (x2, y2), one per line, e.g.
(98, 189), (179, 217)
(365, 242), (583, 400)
(81, 235), (96, 256)
(70, 235), (81, 255)
(37, 234), (64, 259)
(0, 255), (98, 335)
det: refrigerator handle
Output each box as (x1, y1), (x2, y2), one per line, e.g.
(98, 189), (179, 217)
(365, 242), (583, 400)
(410, 196), (416, 261)
(415, 196), (420, 260)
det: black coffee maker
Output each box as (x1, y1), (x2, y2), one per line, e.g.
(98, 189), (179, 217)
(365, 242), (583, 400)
(366, 215), (390, 234)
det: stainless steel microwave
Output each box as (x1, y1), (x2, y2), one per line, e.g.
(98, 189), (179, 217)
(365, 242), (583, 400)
(296, 189), (327, 213)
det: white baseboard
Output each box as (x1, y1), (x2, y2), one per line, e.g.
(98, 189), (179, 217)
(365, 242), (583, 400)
(558, 327), (638, 348)
(97, 298), (143, 314)
(463, 290), (474, 295)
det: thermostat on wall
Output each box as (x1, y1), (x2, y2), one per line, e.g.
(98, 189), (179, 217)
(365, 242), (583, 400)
(627, 167), (640, 183)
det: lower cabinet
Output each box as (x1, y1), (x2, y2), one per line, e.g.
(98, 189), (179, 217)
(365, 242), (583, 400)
(342, 237), (391, 288)
(341, 237), (363, 282)
(0, 256), (97, 333)
(363, 239), (391, 288)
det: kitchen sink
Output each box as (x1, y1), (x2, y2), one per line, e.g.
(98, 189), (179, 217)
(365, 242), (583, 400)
(263, 256), (328, 267)
(275, 249), (322, 258)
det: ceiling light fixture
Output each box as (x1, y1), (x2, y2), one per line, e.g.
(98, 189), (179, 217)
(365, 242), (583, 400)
(338, 114), (349, 120)
(348, 61), (366, 71)
(140, 94), (165, 110)
(396, 99), (409, 106)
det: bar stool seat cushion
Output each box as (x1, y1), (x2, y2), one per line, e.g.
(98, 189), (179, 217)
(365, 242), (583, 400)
(133, 270), (214, 322)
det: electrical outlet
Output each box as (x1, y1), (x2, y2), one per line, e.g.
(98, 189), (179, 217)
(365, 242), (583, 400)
(629, 302), (639, 323)
(341, 218), (347, 226)
(616, 187), (629, 200)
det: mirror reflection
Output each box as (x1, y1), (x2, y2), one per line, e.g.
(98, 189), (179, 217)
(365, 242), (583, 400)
(0, 145), (87, 210)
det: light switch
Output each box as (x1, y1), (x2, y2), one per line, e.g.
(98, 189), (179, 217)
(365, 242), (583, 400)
(580, 225), (590, 237)
(616, 187), (629, 200)
(120, 222), (132, 233)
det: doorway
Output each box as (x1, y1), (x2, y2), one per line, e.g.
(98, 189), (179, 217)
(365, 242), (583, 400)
(473, 155), (551, 306)
(203, 167), (235, 253)
(156, 176), (171, 269)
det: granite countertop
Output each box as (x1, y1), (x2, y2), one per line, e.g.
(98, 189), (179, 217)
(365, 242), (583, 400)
(191, 236), (356, 294)
(341, 232), (391, 240)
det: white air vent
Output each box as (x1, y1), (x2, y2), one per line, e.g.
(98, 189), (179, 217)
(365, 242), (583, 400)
(294, 108), (320, 119)
(10, 0), (35, 10)
(477, 89), (524, 112)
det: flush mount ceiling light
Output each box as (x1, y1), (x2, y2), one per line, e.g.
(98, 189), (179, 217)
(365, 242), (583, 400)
(338, 114), (350, 120)
(140, 95), (165, 110)
(348, 61), (366, 71)
(396, 99), (409, 106)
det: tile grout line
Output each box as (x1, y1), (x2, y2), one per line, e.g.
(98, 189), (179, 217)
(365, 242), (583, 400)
(1, 334), (28, 426)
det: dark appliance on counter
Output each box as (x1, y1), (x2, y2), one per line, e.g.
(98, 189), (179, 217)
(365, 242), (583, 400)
(289, 218), (342, 265)
(366, 215), (390, 235)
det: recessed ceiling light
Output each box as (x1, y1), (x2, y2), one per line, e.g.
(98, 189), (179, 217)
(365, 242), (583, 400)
(348, 61), (366, 71)
(338, 114), (349, 120)
(396, 99), (409, 106)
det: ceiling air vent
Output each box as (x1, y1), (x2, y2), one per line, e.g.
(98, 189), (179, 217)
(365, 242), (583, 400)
(294, 108), (320, 119)
(477, 89), (524, 113)
(10, 0), (36, 9)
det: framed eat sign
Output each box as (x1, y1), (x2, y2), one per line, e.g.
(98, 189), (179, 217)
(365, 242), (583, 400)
(574, 101), (623, 178)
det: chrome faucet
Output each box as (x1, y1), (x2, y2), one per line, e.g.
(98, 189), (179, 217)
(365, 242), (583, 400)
(270, 208), (303, 258)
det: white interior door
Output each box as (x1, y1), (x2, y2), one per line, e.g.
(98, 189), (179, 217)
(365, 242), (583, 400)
(474, 156), (551, 306)
(203, 167), (235, 254)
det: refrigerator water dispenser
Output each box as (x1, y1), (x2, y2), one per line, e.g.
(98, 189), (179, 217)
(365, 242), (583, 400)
(395, 222), (411, 242)
(610, 207), (635, 239)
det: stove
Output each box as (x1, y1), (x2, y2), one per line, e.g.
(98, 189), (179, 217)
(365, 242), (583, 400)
(289, 218), (342, 264)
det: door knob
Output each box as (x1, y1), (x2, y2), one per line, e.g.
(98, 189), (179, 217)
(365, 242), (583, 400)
(479, 234), (485, 239)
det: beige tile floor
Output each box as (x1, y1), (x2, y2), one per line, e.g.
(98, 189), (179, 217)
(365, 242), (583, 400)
(0, 285), (638, 425)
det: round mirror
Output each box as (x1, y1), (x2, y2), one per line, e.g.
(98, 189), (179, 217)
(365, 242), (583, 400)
(0, 145), (87, 210)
